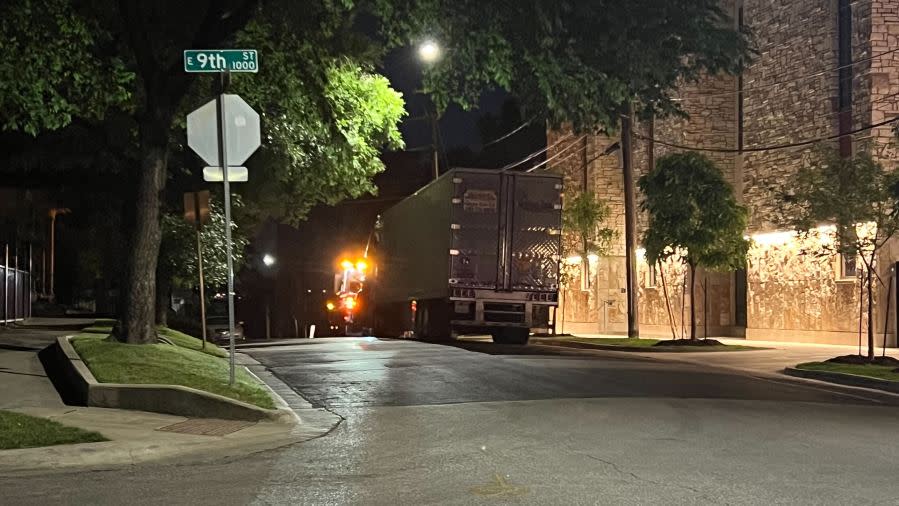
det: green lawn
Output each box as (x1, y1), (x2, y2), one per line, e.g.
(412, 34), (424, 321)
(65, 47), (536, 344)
(80, 323), (226, 358)
(158, 327), (227, 358)
(546, 337), (761, 352)
(0, 410), (106, 450)
(71, 334), (274, 409)
(797, 362), (899, 382)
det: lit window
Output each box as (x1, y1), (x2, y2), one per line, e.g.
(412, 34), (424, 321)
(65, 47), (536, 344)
(840, 253), (858, 279)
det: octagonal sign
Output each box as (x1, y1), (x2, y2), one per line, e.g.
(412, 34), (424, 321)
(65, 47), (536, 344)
(187, 94), (261, 167)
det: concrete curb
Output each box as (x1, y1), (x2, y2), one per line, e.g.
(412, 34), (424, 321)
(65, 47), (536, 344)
(532, 338), (766, 353)
(56, 336), (295, 422)
(784, 367), (899, 394)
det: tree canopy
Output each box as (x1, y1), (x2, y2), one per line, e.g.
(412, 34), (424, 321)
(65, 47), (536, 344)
(640, 152), (749, 271)
(0, 0), (133, 135)
(373, 0), (752, 131)
(563, 191), (616, 259)
(160, 195), (249, 290)
(1, 0), (406, 343)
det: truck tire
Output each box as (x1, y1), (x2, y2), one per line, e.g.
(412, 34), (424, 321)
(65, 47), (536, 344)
(491, 328), (530, 345)
(416, 300), (453, 342)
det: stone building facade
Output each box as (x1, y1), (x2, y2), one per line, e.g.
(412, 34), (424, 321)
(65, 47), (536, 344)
(552, 0), (899, 345)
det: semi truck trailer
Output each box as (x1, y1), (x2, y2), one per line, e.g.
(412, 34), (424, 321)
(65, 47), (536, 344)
(372, 168), (562, 344)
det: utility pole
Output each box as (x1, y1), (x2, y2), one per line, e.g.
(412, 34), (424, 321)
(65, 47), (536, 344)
(621, 102), (639, 338)
(431, 109), (439, 180)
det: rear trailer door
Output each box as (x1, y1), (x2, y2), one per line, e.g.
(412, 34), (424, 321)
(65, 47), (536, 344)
(508, 174), (562, 291)
(449, 172), (501, 289)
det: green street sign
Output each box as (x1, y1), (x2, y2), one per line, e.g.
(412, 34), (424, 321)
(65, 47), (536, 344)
(184, 49), (258, 73)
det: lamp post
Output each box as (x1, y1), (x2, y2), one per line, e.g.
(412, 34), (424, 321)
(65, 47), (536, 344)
(263, 254), (275, 339)
(417, 40), (442, 180)
(47, 208), (70, 300)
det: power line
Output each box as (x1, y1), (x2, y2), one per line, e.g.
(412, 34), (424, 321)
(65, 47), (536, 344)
(632, 115), (899, 154)
(508, 134), (587, 172)
(675, 46), (899, 101)
(525, 135), (587, 172)
(482, 116), (537, 147)
(500, 132), (574, 171)
(530, 140), (621, 174)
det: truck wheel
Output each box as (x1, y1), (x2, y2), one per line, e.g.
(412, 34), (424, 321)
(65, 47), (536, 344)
(417, 300), (453, 342)
(491, 328), (530, 345)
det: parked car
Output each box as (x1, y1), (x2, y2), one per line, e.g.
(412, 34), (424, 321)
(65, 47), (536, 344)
(205, 316), (245, 343)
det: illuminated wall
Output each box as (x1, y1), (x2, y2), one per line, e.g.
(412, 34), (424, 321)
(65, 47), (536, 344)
(744, 230), (898, 346)
(558, 253), (736, 338)
(552, 1), (899, 345)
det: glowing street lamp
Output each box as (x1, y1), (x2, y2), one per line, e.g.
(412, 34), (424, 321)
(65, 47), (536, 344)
(418, 40), (440, 63)
(262, 253), (276, 339)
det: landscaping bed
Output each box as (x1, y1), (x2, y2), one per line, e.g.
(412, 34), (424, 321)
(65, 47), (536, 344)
(81, 323), (226, 358)
(71, 334), (274, 410)
(796, 357), (899, 382)
(0, 410), (106, 450)
(537, 337), (761, 352)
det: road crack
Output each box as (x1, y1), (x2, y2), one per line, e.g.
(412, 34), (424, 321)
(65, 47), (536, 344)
(581, 453), (727, 505)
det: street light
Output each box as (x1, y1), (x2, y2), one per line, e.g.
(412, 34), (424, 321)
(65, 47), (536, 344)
(418, 40), (440, 63)
(262, 253), (276, 339)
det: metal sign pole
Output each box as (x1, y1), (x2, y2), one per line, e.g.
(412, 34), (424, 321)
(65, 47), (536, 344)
(216, 70), (236, 385)
(195, 193), (208, 350)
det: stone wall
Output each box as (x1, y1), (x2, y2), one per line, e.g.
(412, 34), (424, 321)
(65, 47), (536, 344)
(741, 0), (839, 231)
(866, 0), (899, 166)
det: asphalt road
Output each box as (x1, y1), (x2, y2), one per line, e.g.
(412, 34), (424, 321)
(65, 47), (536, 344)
(5, 337), (899, 505)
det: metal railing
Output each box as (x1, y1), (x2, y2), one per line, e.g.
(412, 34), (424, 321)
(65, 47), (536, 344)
(1, 244), (31, 324)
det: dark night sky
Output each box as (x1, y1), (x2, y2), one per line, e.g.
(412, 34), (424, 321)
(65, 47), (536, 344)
(380, 46), (509, 153)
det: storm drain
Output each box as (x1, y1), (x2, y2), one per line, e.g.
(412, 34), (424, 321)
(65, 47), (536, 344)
(156, 418), (256, 436)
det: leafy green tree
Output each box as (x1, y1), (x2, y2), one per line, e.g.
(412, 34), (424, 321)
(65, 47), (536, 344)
(2, 1), (404, 343)
(373, 0), (752, 129)
(0, 0), (132, 135)
(639, 152), (750, 340)
(781, 150), (899, 360)
(562, 191), (615, 287)
(158, 195), (250, 324)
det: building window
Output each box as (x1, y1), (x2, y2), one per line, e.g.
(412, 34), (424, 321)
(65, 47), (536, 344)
(840, 253), (858, 279)
(647, 264), (658, 288)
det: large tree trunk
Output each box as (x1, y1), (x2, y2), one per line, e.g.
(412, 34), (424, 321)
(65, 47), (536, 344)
(114, 114), (169, 344)
(689, 261), (697, 340)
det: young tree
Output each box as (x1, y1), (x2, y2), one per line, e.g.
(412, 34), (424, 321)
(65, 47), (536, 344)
(562, 191), (616, 288)
(158, 196), (250, 325)
(639, 152), (750, 340)
(2, 1), (405, 343)
(781, 149), (899, 360)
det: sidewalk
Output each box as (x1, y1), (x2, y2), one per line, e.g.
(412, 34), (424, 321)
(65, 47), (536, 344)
(568, 333), (899, 376)
(0, 320), (339, 476)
